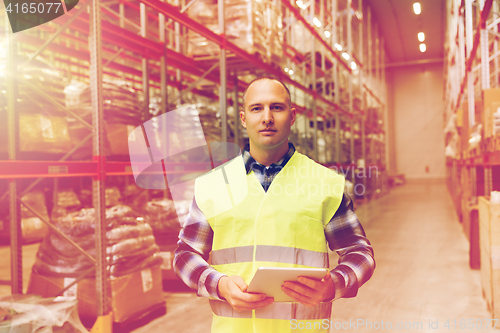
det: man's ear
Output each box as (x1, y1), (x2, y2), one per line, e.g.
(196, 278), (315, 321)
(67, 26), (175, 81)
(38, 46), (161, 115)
(290, 107), (296, 126)
(240, 109), (247, 128)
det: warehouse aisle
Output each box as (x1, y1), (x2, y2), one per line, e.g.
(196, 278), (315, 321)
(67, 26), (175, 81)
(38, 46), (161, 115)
(328, 179), (496, 333)
(138, 180), (497, 333)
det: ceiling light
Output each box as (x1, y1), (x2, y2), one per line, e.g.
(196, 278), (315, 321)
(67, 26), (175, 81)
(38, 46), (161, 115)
(313, 17), (322, 28)
(335, 43), (342, 51)
(413, 2), (421, 15)
(296, 0), (308, 9)
(342, 52), (350, 60)
(419, 43), (426, 52)
(324, 31), (331, 38)
(351, 62), (357, 70)
(418, 32), (425, 42)
(284, 68), (289, 72)
(289, 70), (294, 75)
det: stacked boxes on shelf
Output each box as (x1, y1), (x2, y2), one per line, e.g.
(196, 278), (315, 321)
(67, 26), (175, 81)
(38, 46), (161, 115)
(0, 57), (71, 155)
(186, 0), (283, 65)
(482, 88), (500, 140)
(478, 196), (500, 320)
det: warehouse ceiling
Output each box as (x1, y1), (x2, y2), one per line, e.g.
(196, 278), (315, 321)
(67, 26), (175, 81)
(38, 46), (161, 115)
(364, 0), (446, 65)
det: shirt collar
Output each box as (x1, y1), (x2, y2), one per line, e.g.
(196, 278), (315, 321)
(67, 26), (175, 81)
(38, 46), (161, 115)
(242, 143), (296, 174)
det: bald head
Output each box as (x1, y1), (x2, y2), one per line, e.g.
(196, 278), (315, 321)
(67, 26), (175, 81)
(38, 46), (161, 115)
(242, 76), (291, 110)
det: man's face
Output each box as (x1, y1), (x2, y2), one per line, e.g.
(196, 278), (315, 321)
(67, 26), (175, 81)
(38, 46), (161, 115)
(240, 79), (296, 152)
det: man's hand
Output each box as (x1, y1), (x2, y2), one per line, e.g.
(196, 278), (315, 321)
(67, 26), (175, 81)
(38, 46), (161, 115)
(217, 275), (274, 312)
(281, 272), (334, 307)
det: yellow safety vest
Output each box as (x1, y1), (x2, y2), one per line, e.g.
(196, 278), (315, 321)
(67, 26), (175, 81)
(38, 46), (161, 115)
(195, 151), (345, 333)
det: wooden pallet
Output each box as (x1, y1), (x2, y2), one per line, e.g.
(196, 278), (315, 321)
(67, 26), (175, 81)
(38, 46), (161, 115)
(113, 302), (167, 333)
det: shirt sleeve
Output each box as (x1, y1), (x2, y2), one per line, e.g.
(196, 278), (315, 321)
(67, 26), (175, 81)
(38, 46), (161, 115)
(325, 193), (375, 301)
(173, 198), (226, 300)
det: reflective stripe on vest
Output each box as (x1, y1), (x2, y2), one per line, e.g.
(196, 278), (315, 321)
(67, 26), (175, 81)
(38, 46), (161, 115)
(211, 245), (328, 268)
(210, 299), (332, 320)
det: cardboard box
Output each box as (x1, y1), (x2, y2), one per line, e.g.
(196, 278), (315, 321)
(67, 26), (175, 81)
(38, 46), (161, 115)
(0, 190), (50, 244)
(479, 197), (492, 311)
(106, 123), (136, 156)
(19, 114), (72, 154)
(0, 218), (49, 244)
(483, 88), (500, 138)
(27, 265), (164, 323)
(478, 196), (500, 319)
(68, 122), (136, 157)
(158, 243), (179, 280)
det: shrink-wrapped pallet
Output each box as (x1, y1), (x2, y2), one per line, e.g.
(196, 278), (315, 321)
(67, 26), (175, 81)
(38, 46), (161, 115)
(33, 204), (162, 278)
(186, 0), (282, 64)
(144, 198), (191, 233)
(64, 80), (143, 157)
(0, 295), (88, 333)
(0, 190), (50, 244)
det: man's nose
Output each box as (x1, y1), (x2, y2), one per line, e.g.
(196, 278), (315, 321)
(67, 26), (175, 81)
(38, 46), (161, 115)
(262, 107), (273, 124)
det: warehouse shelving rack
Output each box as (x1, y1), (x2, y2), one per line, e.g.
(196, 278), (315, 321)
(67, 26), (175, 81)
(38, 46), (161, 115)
(2, 0), (388, 328)
(444, 0), (500, 269)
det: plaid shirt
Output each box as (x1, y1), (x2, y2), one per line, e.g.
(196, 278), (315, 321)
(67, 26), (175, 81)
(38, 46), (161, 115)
(174, 143), (375, 301)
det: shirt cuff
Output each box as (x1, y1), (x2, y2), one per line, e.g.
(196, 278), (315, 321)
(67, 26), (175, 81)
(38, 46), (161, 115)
(325, 270), (348, 301)
(199, 269), (227, 300)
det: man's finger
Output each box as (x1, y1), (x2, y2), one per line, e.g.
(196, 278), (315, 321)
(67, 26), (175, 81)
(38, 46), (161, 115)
(233, 297), (274, 312)
(232, 276), (249, 292)
(297, 276), (321, 289)
(229, 283), (266, 303)
(239, 291), (268, 302)
(283, 281), (313, 295)
(281, 285), (314, 307)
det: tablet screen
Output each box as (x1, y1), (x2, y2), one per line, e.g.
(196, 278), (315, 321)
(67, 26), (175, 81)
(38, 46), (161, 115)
(247, 267), (328, 302)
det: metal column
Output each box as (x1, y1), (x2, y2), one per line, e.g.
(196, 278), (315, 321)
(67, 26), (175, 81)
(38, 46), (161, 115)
(359, 0), (366, 194)
(378, 27), (382, 95)
(375, 24), (380, 94)
(486, 166), (492, 197)
(332, 0), (338, 163)
(219, 0), (227, 158)
(234, 75), (240, 148)
(495, 0), (500, 86)
(311, 0), (318, 161)
(471, 167), (477, 202)
(7, 17), (22, 295)
(335, 113), (340, 163)
(466, 0), (475, 126)
(89, 0), (110, 319)
(348, 0), (354, 166)
(175, 0), (182, 103)
(459, 8), (466, 83)
(480, 0), (490, 90)
(160, 7), (168, 114)
(480, 0), (492, 196)
(367, 8), (372, 89)
(141, 4), (150, 121)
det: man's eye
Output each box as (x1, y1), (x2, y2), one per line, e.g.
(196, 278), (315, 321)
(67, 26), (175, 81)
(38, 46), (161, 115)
(251, 107), (261, 111)
(272, 105), (284, 110)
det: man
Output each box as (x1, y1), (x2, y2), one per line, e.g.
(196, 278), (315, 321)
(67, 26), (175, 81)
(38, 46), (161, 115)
(174, 77), (375, 332)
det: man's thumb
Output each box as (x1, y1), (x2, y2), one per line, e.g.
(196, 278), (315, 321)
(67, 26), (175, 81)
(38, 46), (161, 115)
(232, 276), (248, 292)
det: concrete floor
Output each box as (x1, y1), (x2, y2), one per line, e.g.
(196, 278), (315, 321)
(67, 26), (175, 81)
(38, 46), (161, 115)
(1, 180), (498, 332)
(136, 180), (499, 332)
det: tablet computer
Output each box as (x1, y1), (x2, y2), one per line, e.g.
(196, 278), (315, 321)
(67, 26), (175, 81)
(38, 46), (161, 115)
(247, 267), (328, 302)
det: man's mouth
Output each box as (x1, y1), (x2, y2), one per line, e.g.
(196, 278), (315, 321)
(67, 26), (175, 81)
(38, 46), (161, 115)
(260, 129), (276, 133)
